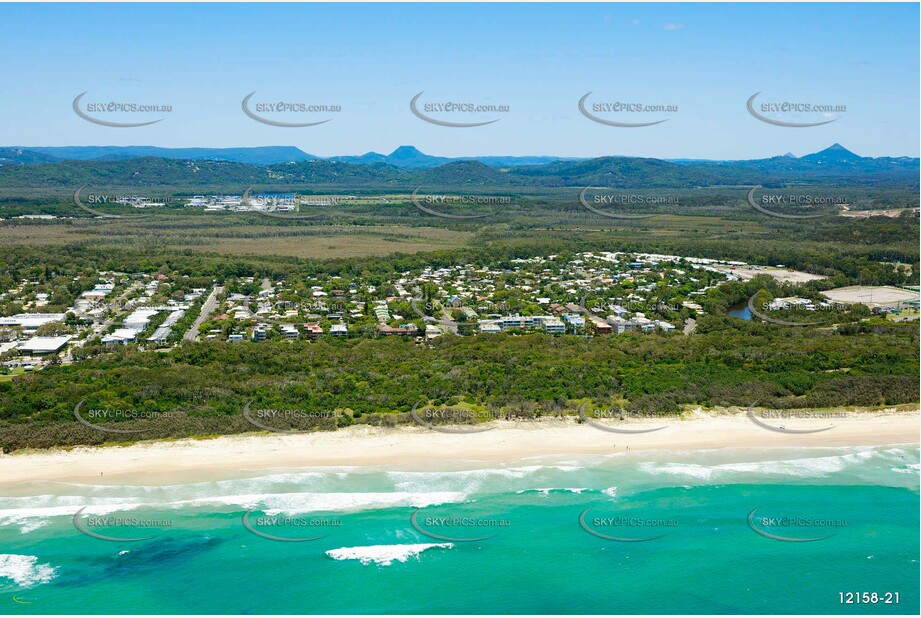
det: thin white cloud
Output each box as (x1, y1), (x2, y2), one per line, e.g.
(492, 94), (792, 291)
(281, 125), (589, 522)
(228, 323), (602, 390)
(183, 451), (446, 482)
(663, 23), (684, 30)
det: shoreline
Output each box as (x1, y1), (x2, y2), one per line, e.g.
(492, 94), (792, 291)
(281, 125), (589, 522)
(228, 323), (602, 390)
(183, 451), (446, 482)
(1, 409), (918, 486)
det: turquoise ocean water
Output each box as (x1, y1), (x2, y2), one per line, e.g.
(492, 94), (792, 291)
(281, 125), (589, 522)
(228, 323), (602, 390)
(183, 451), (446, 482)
(1, 445), (918, 614)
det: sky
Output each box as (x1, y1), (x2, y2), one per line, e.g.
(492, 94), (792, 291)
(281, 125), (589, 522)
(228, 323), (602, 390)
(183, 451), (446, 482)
(0, 2), (918, 159)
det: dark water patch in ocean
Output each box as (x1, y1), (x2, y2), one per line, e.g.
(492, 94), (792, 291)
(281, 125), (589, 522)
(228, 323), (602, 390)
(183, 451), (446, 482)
(103, 536), (224, 572)
(1, 447), (917, 613)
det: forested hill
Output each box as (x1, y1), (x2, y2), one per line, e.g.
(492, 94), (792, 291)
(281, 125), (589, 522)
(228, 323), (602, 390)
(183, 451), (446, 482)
(0, 144), (916, 190)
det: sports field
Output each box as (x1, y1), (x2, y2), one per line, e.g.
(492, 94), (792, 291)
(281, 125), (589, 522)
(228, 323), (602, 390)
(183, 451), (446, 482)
(821, 285), (920, 306)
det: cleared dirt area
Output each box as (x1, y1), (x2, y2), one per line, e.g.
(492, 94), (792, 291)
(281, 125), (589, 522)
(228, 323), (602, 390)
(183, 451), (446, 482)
(712, 265), (826, 283)
(839, 207), (920, 218)
(822, 285), (920, 307)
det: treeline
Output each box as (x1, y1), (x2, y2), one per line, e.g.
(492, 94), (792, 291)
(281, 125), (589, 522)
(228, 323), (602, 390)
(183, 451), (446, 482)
(1, 211), (917, 292)
(1, 317), (916, 451)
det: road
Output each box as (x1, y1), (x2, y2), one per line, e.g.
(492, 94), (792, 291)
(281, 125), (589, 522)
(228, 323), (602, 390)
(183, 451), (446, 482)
(438, 308), (459, 334)
(62, 280), (144, 363)
(683, 318), (697, 335)
(184, 286), (223, 341)
(100, 281), (145, 333)
(410, 286), (458, 334)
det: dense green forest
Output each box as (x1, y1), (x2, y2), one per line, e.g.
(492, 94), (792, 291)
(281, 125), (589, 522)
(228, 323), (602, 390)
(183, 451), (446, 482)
(0, 314), (917, 451)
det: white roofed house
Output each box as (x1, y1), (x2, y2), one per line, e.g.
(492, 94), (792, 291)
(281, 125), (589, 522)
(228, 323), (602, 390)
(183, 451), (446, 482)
(102, 328), (139, 345)
(562, 313), (586, 333)
(80, 290), (108, 303)
(767, 297), (815, 311)
(425, 324), (443, 340)
(252, 323), (268, 342)
(767, 299), (786, 311)
(0, 313), (67, 332)
(541, 317), (566, 334)
(279, 324), (299, 340)
(146, 326), (172, 346)
(17, 335), (72, 355)
(0, 341), (18, 358)
(123, 308), (159, 331)
(80, 283), (114, 303)
(227, 306), (253, 320)
(73, 298), (96, 314)
(478, 321), (501, 334)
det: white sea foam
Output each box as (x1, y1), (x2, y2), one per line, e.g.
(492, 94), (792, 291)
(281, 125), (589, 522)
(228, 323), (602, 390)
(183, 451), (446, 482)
(0, 489), (466, 531)
(388, 464), (586, 495)
(637, 448), (917, 481)
(325, 543), (453, 566)
(178, 491), (466, 514)
(890, 463), (920, 475)
(3, 447), (913, 533)
(388, 466), (542, 490)
(0, 496), (144, 534)
(515, 487), (587, 496)
(15, 519), (48, 534)
(638, 462), (715, 480)
(0, 554), (57, 587)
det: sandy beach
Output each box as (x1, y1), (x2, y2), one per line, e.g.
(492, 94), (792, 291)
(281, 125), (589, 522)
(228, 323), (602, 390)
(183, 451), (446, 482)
(1, 409), (917, 486)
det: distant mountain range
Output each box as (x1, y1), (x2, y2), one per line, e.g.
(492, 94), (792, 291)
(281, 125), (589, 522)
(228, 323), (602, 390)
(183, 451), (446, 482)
(2, 144), (577, 168)
(2, 146), (311, 166)
(326, 146), (582, 169)
(5, 143), (916, 171)
(0, 144), (916, 190)
(0, 148), (61, 166)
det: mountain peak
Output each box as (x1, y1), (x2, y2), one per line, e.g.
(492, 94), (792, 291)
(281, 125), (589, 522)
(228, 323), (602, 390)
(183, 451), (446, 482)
(380, 145), (448, 169)
(801, 143), (862, 163)
(389, 145), (425, 157)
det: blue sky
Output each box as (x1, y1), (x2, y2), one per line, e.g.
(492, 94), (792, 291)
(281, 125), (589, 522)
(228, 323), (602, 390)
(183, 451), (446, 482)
(1, 2), (918, 159)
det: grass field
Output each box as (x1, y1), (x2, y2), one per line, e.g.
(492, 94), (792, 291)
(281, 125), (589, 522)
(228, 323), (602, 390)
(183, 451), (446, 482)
(0, 205), (781, 260)
(0, 220), (477, 258)
(0, 368), (26, 382)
